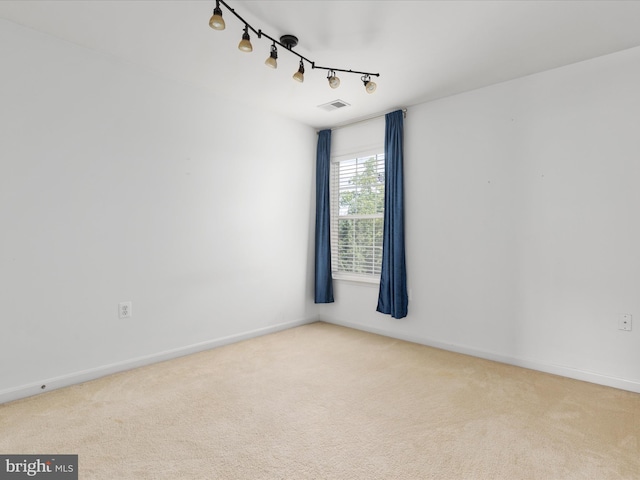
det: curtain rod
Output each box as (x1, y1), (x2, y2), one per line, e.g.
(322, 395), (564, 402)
(317, 108), (407, 133)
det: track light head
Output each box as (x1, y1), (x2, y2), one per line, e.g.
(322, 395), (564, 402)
(293, 60), (305, 83)
(209, 1), (225, 30)
(362, 75), (377, 94)
(265, 44), (278, 69)
(327, 71), (340, 89)
(238, 25), (252, 52)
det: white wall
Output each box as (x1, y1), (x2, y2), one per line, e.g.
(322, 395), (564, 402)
(320, 46), (640, 392)
(0, 20), (317, 402)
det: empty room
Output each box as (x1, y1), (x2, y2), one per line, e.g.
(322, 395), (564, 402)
(1, 1), (639, 478)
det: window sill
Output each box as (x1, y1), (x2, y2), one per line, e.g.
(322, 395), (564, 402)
(332, 273), (380, 286)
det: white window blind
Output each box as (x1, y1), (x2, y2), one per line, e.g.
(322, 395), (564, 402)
(331, 153), (385, 280)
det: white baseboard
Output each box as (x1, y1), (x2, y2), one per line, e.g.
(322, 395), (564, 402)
(0, 317), (317, 405)
(322, 317), (640, 394)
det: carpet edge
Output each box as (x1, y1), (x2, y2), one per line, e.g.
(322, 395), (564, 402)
(0, 317), (318, 405)
(321, 316), (640, 394)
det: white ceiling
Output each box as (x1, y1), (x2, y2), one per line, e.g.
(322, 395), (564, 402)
(2, 0), (640, 129)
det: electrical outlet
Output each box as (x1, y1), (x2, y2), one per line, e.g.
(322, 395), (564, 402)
(618, 313), (632, 331)
(119, 302), (132, 319)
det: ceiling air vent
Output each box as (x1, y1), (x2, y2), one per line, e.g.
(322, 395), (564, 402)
(318, 99), (351, 112)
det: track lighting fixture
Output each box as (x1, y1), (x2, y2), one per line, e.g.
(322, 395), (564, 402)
(265, 43), (278, 69)
(208, 0), (225, 30)
(362, 75), (377, 94)
(293, 60), (305, 83)
(209, 0), (379, 91)
(327, 70), (340, 89)
(238, 25), (252, 52)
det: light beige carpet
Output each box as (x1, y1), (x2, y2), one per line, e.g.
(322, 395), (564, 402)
(1, 322), (639, 479)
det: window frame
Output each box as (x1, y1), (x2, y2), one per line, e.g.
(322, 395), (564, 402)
(330, 148), (385, 285)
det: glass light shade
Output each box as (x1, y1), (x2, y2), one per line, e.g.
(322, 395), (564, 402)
(293, 62), (305, 83)
(209, 10), (225, 30)
(365, 80), (377, 94)
(238, 35), (253, 53)
(328, 75), (340, 89)
(265, 55), (277, 69)
(265, 47), (278, 69)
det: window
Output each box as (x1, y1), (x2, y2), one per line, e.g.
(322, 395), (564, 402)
(331, 153), (385, 281)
